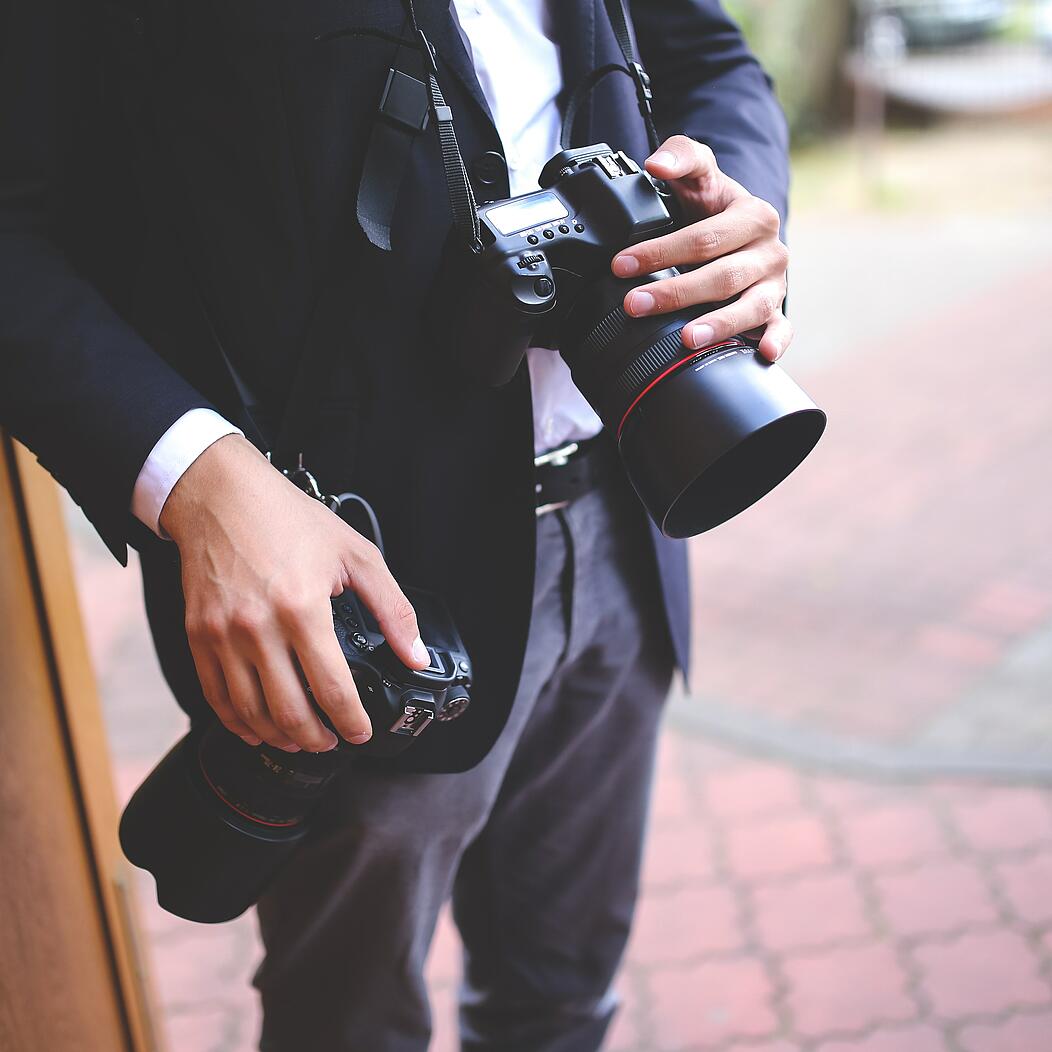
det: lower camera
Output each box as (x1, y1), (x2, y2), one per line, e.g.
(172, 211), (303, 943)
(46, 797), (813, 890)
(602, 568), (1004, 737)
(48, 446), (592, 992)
(119, 585), (472, 923)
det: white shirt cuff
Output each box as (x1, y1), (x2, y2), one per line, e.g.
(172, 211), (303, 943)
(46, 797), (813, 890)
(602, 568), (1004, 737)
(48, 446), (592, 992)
(131, 408), (244, 537)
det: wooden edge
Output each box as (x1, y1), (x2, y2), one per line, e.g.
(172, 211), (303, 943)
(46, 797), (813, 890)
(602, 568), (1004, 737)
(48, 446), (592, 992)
(10, 439), (166, 1052)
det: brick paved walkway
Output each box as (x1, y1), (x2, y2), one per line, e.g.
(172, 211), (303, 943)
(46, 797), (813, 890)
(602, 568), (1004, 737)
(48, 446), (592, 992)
(62, 122), (1052, 1052)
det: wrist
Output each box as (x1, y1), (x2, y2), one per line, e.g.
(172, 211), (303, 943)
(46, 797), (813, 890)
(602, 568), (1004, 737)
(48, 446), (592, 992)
(158, 433), (266, 543)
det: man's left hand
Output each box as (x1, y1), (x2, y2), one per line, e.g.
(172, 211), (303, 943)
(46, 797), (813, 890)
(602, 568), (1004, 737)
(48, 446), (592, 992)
(611, 135), (791, 363)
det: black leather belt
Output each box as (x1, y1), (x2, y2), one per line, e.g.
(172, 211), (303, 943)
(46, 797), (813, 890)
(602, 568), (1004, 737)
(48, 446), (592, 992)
(534, 436), (614, 516)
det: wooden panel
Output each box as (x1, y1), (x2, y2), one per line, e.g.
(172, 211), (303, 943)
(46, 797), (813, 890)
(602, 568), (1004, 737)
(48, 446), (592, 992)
(0, 435), (161, 1052)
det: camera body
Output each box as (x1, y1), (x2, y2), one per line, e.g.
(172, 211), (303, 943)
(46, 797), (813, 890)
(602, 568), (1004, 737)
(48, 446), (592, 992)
(331, 585), (472, 755)
(457, 144), (674, 389)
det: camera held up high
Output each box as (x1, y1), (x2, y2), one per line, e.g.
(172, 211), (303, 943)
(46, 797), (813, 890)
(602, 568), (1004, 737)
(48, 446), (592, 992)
(449, 143), (826, 537)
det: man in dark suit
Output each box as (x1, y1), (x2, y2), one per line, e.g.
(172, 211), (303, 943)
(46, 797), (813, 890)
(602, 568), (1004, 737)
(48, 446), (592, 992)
(0, 0), (790, 1047)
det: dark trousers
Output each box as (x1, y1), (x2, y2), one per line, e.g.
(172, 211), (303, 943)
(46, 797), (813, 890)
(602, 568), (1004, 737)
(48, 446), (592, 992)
(254, 474), (675, 1052)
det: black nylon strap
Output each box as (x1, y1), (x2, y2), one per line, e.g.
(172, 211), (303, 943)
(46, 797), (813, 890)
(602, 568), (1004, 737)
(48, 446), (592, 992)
(398, 0), (482, 254)
(600, 0), (660, 152)
(560, 62), (630, 149)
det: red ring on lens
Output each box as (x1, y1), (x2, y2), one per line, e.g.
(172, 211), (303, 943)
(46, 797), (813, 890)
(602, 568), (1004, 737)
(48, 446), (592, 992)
(616, 340), (740, 441)
(198, 753), (304, 829)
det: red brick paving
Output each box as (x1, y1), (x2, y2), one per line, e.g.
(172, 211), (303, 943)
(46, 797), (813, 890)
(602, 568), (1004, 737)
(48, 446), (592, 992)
(994, 853), (1052, 926)
(781, 942), (916, 1037)
(958, 1011), (1052, 1052)
(912, 930), (1050, 1019)
(648, 957), (779, 1048)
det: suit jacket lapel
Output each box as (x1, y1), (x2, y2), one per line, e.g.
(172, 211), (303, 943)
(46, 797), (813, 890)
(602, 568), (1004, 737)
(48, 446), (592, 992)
(413, 0), (494, 125)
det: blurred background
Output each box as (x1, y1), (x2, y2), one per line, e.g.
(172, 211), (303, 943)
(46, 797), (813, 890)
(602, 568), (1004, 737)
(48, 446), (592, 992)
(65, 2), (1052, 1049)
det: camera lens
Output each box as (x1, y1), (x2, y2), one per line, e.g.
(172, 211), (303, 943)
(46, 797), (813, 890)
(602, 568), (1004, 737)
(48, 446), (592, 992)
(559, 271), (826, 537)
(119, 724), (347, 923)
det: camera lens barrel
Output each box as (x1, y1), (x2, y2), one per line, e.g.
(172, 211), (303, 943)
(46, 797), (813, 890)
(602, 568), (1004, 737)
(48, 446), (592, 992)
(560, 271), (826, 537)
(119, 725), (345, 923)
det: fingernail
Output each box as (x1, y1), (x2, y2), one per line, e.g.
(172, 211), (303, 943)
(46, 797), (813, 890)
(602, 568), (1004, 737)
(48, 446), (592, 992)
(240, 735), (263, 747)
(651, 150), (678, 171)
(612, 254), (640, 277)
(279, 743), (301, 753)
(349, 731), (372, 745)
(322, 735), (339, 752)
(689, 323), (715, 349)
(628, 290), (655, 315)
(411, 637), (430, 667)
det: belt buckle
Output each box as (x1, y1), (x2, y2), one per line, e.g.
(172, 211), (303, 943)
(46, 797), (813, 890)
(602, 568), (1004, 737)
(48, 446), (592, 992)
(534, 441), (579, 469)
(534, 442), (579, 517)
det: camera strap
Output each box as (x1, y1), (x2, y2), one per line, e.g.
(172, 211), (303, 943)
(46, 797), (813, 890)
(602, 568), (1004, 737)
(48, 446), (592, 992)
(561, 0), (660, 152)
(334, 1), (482, 254)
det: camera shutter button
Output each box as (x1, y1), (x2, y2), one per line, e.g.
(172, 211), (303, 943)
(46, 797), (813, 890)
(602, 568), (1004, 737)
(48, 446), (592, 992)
(472, 151), (507, 188)
(534, 276), (554, 298)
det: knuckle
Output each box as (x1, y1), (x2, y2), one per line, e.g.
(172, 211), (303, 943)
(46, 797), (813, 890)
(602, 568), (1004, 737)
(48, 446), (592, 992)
(717, 264), (746, 299)
(353, 538), (384, 571)
(271, 706), (310, 734)
(314, 681), (352, 715)
(230, 605), (268, 636)
(752, 198), (780, 234)
(693, 226), (721, 258)
(752, 290), (778, 321)
(231, 699), (259, 724)
(273, 587), (312, 626)
(197, 613), (227, 644)
(690, 139), (715, 167)
(771, 240), (789, 270)
(669, 134), (694, 155)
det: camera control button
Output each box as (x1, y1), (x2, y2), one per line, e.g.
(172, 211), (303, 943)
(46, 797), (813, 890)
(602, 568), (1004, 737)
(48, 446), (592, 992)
(558, 224), (569, 234)
(574, 223), (585, 233)
(527, 234), (539, 245)
(472, 150), (507, 188)
(352, 632), (368, 648)
(542, 229), (555, 239)
(534, 276), (554, 298)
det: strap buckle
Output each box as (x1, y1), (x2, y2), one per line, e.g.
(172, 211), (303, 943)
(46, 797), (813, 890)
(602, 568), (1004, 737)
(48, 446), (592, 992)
(630, 62), (653, 103)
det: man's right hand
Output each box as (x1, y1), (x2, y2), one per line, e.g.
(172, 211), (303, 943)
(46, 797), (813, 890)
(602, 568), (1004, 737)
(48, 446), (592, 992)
(159, 434), (430, 752)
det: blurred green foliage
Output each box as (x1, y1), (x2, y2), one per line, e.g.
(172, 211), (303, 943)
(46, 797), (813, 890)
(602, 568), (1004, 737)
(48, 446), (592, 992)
(725, 0), (852, 139)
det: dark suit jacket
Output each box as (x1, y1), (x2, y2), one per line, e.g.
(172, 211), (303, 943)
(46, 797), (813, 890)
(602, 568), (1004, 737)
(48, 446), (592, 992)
(0, 0), (788, 771)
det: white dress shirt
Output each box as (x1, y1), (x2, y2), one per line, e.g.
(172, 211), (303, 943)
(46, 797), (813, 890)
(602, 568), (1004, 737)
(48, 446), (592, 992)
(132, 0), (600, 536)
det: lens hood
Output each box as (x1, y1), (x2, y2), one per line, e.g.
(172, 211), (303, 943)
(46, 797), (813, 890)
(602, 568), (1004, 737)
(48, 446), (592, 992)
(618, 341), (826, 537)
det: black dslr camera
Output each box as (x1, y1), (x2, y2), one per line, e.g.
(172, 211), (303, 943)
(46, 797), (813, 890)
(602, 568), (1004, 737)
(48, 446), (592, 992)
(450, 144), (826, 538)
(120, 483), (472, 924)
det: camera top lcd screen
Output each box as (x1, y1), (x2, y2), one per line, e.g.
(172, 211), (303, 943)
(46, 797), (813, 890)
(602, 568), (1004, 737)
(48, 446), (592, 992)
(486, 192), (568, 236)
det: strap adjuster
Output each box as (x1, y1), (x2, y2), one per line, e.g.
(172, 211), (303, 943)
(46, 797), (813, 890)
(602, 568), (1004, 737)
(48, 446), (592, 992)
(378, 68), (430, 133)
(630, 61), (653, 104)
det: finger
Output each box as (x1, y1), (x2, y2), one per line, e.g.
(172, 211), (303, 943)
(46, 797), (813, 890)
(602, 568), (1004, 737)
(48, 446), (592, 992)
(624, 247), (779, 319)
(681, 280), (787, 351)
(613, 196), (783, 278)
(255, 643), (339, 753)
(644, 135), (719, 185)
(757, 311), (794, 362)
(218, 649), (302, 752)
(643, 135), (747, 213)
(189, 647), (262, 745)
(291, 612), (373, 745)
(613, 213), (756, 279)
(346, 539), (429, 670)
